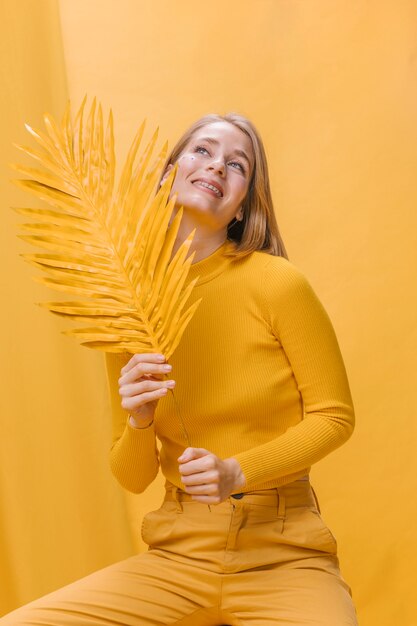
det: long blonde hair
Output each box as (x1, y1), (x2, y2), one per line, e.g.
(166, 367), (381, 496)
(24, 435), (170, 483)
(158, 113), (289, 260)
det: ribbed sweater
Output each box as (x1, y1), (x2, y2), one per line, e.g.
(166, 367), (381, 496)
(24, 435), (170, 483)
(106, 239), (355, 494)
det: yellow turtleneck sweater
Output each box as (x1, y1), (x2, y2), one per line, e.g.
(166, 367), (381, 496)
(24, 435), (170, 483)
(105, 239), (355, 494)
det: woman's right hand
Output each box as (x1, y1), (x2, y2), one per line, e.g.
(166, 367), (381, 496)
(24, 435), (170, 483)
(118, 353), (175, 427)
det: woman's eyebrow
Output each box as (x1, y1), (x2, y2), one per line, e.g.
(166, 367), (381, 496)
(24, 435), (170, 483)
(196, 137), (252, 168)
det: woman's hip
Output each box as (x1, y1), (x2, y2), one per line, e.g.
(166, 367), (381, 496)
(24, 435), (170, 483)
(141, 476), (339, 573)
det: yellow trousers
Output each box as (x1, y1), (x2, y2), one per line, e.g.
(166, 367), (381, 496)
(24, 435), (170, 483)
(3, 477), (358, 625)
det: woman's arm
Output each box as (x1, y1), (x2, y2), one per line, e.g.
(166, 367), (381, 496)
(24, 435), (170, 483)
(231, 258), (355, 489)
(105, 352), (160, 493)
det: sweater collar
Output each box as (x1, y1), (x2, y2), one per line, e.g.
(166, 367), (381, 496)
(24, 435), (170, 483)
(186, 239), (237, 286)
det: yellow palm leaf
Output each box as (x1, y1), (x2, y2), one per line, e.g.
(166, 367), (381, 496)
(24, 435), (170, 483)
(11, 96), (202, 358)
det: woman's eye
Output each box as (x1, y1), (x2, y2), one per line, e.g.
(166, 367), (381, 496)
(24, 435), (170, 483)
(229, 161), (245, 173)
(194, 145), (209, 155)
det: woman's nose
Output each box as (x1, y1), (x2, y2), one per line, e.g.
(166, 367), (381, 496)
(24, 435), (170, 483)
(207, 158), (225, 176)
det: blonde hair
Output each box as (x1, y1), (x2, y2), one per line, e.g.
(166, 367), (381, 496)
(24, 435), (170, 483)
(158, 113), (289, 260)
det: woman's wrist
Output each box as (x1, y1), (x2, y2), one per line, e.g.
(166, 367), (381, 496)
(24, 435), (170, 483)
(225, 457), (246, 490)
(128, 413), (154, 429)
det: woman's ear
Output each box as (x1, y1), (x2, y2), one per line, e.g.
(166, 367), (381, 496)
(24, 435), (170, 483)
(160, 163), (173, 186)
(235, 206), (244, 221)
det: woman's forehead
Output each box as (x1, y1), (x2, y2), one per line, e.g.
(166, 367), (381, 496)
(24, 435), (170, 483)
(192, 121), (249, 144)
(187, 121), (254, 167)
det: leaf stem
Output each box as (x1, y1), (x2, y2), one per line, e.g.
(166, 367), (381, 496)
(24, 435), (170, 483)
(168, 387), (191, 448)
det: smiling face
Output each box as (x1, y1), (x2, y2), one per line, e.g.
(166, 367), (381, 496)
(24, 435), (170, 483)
(161, 121), (255, 233)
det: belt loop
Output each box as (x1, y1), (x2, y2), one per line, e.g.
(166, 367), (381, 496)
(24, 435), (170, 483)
(171, 486), (183, 513)
(276, 489), (285, 533)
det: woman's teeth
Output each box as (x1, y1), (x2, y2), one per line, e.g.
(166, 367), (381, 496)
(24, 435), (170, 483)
(193, 181), (222, 197)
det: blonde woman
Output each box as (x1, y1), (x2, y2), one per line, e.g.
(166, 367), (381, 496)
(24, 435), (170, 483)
(3, 114), (358, 625)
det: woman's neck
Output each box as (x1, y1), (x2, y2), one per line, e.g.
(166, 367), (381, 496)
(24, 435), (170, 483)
(169, 212), (228, 264)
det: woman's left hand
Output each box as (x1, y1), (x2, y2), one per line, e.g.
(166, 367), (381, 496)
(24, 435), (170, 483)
(178, 447), (246, 504)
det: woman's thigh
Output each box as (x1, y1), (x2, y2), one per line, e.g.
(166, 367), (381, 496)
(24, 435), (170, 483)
(1, 551), (220, 626)
(222, 555), (358, 626)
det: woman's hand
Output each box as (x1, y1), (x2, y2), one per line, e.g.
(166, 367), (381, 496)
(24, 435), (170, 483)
(118, 353), (176, 427)
(178, 448), (246, 504)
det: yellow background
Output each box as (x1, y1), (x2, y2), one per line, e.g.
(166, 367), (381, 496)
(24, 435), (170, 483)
(1, 1), (416, 624)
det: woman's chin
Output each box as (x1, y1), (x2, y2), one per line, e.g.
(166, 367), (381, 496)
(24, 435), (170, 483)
(176, 199), (215, 217)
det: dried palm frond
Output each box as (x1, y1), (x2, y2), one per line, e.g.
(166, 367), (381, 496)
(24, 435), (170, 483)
(10, 96), (202, 360)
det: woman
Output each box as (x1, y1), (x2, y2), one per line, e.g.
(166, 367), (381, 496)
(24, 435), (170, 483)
(3, 114), (358, 625)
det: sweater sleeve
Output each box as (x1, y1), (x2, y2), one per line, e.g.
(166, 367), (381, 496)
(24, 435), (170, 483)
(232, 258), (355, 489)
(105, 352), (160, 493)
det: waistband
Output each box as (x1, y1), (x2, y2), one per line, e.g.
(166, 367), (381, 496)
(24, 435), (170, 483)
(163, 475), (318, 510)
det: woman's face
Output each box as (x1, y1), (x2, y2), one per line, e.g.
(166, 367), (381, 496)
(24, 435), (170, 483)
(162, 121), (254, 232)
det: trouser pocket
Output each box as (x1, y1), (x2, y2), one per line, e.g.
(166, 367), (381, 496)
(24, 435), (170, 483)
(141, 501), (178, 548)
(281, 485), (338, 555)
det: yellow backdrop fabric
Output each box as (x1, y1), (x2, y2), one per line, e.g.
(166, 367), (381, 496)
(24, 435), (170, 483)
(0, 0), (134, 615)
(1, 1), (416, 624)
